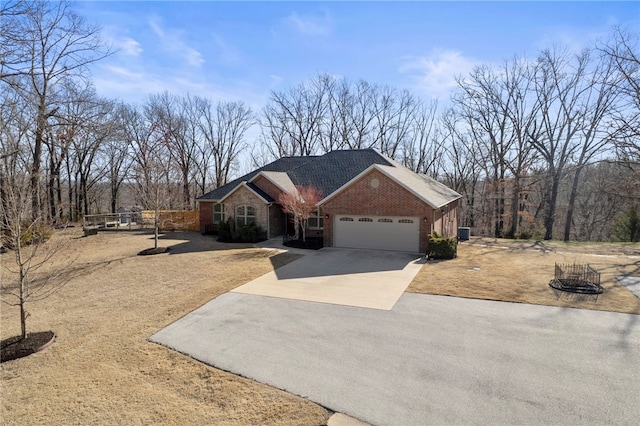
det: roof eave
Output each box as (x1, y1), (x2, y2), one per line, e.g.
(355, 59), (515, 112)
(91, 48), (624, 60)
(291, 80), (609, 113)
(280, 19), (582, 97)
(318, 164), (461, 209)
(219, 182), (272, 204)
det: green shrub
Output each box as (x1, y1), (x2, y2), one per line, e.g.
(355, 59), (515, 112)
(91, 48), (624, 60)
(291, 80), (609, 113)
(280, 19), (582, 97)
(218, 219), (266, 243)
(217, 218), (234, 242)
(611, 207), (640, 242)
(428, 231), (457, 259)
(238, 223), (257, 242)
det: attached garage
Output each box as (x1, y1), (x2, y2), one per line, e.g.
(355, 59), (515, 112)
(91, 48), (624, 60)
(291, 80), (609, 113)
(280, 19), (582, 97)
(333, 215), (420, 253)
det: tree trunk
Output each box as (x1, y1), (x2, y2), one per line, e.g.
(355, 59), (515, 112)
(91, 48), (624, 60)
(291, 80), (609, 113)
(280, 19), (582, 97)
(563, 166), (584, 242)
(154, 181), (160, 249)
(507, 176), (521, 239)
(83, 179), (89, 215)
(31, 113), (44, 221)
(544, 172), (560, 240)
(56, 175), (63, 220)
(48, 157), (58, 221)
(111, 183), (117, 214)
(183, 171), (190, 210)
(18, 242), (27, 340)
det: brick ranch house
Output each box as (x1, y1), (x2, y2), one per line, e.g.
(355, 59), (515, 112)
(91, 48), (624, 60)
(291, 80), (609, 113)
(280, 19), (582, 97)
(197, 149), (461, 253)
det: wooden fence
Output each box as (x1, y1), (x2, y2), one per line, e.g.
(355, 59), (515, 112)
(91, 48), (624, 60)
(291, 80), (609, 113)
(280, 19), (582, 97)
(141, 210), (200, 232)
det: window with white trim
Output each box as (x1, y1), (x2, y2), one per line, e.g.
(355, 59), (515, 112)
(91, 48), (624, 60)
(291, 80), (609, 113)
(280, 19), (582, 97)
(235, 205), (256, 226)
(308, 208), (324, 229)
(213, 203), (225, 223)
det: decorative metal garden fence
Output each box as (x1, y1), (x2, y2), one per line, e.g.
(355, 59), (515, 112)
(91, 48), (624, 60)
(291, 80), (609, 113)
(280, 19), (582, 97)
(549, 262), (603, 294)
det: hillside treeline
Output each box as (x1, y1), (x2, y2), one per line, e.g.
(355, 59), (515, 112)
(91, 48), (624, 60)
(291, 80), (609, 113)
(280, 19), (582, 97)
(1, 1), (638, 241)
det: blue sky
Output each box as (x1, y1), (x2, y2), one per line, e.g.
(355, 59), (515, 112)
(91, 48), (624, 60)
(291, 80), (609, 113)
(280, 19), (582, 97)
(77, 1), (640, 109)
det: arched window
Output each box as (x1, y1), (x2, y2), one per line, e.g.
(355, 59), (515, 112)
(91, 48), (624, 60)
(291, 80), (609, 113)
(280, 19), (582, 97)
(236, 205), (256, 226)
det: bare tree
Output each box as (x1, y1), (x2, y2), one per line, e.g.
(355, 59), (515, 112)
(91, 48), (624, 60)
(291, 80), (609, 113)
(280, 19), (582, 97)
(277, 185), (323, 242)
(598, 27), (640, 167)
(196, 97), (254, 188)
(132, 128), (171, 250)
(125, 105), (156, 205)
(260, 76), (330, 158)
(1, 0), (111, 220)
(530, 47), (593, 240)
(145, 93), (193, 209)
(439, 108), (482, 230)
(105, 104), (134, 213)
(369, 86), (418, 158)
(1, 126), (67, 340)
(561, 49), (621, 241)
(401, 100), (442, 177)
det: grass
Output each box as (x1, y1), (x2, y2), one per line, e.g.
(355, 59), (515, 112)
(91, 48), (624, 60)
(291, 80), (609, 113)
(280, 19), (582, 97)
(1, 230), (329, 425)
(408, 237), (640, 314)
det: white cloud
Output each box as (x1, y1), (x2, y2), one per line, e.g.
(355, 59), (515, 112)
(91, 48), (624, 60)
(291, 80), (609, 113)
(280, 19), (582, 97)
(185, 48), (204, 67)
(285, 11), (332, 36)
(147, 15), (204, 67)
(269, 74), (284, 87)
(399, 50), (479, 99)
(101, 25), (143, 57)
(119, 37), (143, 57)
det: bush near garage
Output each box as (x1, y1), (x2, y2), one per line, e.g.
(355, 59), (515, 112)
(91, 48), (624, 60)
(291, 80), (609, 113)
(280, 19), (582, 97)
(427, 232), (457, 259)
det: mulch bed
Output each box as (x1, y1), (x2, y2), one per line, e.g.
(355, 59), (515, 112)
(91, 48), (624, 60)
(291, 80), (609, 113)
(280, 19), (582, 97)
(1, 331), (56, 362)
(283, 238), (323, 250)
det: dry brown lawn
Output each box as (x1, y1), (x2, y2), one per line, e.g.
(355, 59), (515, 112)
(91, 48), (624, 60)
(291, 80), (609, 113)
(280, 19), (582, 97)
(1, 230), (330, 425)
(3, 232), (638, 425)
(408, 237), (640, 314)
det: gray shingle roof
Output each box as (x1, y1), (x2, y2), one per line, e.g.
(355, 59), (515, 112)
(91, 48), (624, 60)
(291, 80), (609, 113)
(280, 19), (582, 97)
(245, 182), (274, 203)
(287, 149), (391, 198)
(197, 149), (461, 208)
(376, 165), (461, 208)
(197, 156), (313, 201)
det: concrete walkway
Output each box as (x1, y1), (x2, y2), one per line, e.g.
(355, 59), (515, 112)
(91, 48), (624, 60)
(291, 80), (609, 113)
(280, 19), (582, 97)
(234, 247), (424, 310)
(617, 276), (640, 298)
(151, 292), (640, 425)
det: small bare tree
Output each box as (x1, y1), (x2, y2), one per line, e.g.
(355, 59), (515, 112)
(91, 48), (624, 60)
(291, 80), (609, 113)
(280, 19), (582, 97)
(1, 151), (67, 340)
(278, 185), (323, 242)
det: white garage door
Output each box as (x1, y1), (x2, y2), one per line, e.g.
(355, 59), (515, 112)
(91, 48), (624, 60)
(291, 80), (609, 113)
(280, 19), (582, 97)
(334, 215), (420, 252)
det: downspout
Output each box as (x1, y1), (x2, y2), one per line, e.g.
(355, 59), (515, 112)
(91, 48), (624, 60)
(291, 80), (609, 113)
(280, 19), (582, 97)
(267, 203), (272, 239)
(432, 208), (436, 234)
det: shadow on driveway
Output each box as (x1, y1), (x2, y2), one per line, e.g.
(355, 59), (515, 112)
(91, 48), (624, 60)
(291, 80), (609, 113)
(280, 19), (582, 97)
(269, 248), (424, 280)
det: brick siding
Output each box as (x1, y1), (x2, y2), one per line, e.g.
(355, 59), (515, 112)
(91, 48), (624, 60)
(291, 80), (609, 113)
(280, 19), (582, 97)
(223, 186), (269, 233)
(199, 201), (213, 233)
(321, 169), (435, 253)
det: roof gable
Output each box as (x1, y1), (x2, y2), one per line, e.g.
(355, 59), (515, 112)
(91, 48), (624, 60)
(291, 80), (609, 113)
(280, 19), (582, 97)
(197, 156), (313, 201)
(250, 171), (299, 198)
(318, 163), (461, 209)
(218, 181), (274, 204)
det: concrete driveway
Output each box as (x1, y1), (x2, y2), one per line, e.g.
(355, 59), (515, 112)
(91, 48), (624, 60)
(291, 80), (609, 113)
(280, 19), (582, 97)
(232, 248), (424, 310)
(151, 291), (639, 426)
